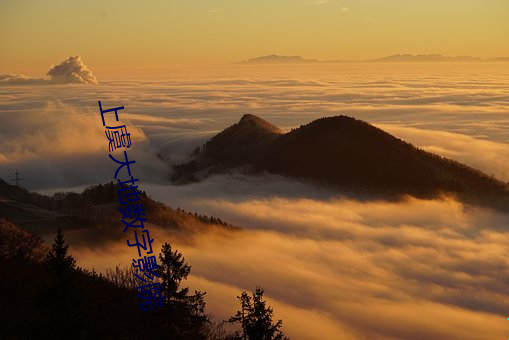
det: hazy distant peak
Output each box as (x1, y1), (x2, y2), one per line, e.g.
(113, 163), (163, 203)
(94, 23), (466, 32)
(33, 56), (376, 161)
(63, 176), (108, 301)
(370, 54), (482, 62)
(240, 54), (319, 64)
(236, 53), (508, 64)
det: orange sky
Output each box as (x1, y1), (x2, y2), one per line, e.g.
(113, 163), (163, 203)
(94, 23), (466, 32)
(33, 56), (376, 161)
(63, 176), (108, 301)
(1, 0), (508, 75)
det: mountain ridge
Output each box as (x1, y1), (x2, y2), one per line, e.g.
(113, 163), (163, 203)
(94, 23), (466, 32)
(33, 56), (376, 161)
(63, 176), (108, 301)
(172, 114), (509, 211)
(237, 54), (509, 64)
(0, 179), (237, 240)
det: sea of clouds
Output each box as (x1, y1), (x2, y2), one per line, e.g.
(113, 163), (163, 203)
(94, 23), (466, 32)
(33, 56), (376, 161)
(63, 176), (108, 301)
(1, 62), (509, 188)
(1, 60), (509, 339)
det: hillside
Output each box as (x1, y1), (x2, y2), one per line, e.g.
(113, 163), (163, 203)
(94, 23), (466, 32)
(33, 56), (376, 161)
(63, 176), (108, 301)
(173, 115), (509, 210)
(172, 114), (283, 182)
(0, 179), (236, 240)
(0, 220), (211, 339)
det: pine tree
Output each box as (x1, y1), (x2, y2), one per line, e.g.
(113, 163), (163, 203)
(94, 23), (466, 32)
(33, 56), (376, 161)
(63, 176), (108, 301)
(39, 228), (84, 339)
(229, 288), (288, 340)
(155, 242), (208, 339)
(45, 227), (76, 274)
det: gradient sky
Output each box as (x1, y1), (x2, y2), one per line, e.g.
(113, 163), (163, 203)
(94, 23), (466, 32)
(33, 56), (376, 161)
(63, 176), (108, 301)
(1, 0), (508, 74)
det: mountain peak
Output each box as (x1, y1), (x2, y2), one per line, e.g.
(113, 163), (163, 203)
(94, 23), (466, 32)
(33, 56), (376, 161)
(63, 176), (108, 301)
(239, 113), (261, 122)
(181, 114), (283, 170)
(241, 55), (319, 64)
(237, 114), (283, 134)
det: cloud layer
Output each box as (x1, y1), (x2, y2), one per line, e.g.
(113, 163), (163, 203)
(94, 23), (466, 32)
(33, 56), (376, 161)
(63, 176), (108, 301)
(0, 100), (168, 189)
(2, 63), (509, 339)
(3, 63), (508, 188)
(70, 180), (509, 340)
(0, 73), (45, 84)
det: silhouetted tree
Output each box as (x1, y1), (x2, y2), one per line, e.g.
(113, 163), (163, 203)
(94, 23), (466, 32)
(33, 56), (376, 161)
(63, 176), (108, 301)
(45, 228), (76, 273)
(39, 228), (85, 339)
(155, 242), (209, 339)
(104, 264), (139, 289)
(229, 288), (288, 340)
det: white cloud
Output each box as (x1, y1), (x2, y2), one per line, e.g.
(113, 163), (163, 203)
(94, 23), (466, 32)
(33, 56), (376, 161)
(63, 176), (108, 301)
(377, 124), (509, 182)
(0, 55), (97, 84)
(0, 100), (169, 189)
(47, 55), (97, 84)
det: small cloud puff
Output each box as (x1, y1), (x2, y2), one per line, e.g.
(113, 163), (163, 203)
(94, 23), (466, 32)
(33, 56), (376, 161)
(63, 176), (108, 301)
(47, 56), (97, 84)
(0, 56), (97, 85)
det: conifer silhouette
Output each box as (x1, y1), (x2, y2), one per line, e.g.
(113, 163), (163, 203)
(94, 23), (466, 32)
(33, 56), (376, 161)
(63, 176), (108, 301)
(155, 242), (208, 339)
(39, 228), (85, 339)
(229, 288), (288, 340)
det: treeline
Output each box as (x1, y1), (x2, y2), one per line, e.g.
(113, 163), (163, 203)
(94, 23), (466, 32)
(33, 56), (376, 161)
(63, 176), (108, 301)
(175, 207), (229, 227)
(0, 179), (233, 232)
(0, 221), (287, 339)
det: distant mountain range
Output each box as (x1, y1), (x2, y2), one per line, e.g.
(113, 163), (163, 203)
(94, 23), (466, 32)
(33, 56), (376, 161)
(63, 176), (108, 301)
(172, 114), (509, 211)
(239, 55), (320, 64)
(238, 54), (509, 64)
(371, 54), (482, 62)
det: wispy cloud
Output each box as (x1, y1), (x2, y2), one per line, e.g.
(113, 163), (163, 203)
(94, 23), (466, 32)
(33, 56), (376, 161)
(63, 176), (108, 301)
(0, 73), (45, 84)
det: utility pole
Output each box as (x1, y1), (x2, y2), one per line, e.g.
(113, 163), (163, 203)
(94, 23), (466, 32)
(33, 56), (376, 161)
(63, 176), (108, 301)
(11, 169), (23, 187)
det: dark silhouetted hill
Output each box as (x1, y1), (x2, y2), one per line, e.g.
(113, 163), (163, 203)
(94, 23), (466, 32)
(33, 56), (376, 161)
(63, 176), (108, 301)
(0, 179), (236, 240)
(172, 114), (283, 182)
(204, 113), (282, 165)
(173, 115), (509, 210)
(0, 220), (213, 339)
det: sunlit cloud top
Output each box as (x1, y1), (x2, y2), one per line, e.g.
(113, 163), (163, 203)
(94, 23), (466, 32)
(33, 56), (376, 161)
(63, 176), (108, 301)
(47, 56), (97, 84)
